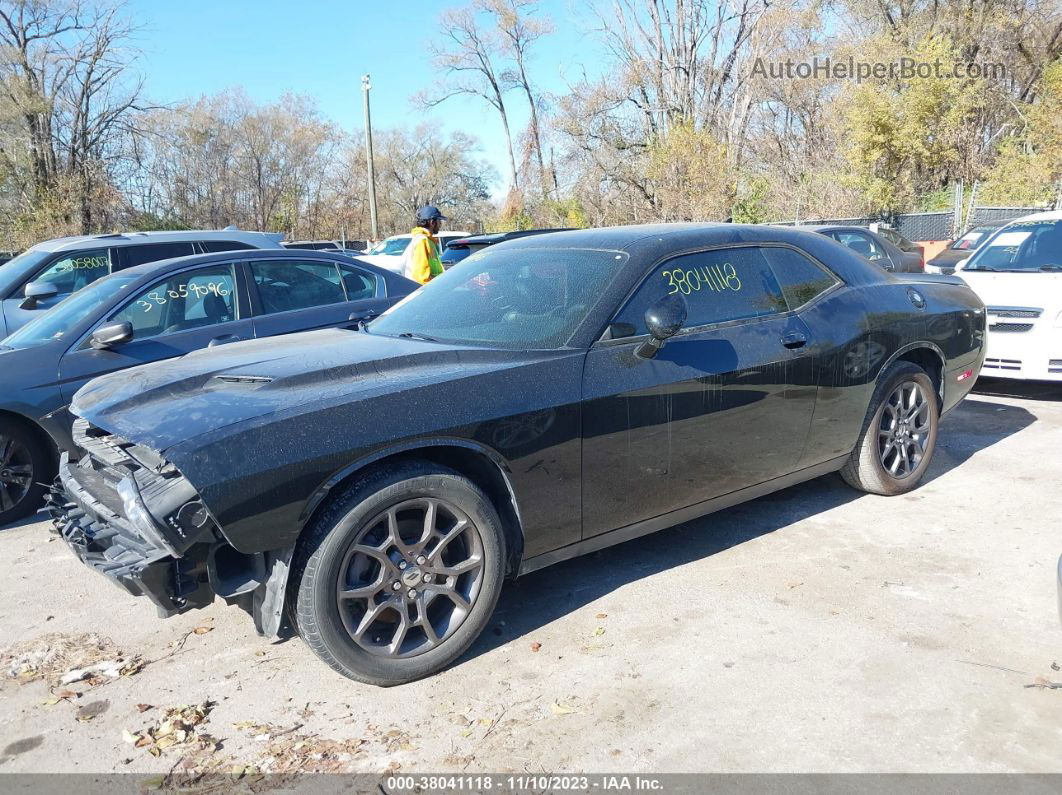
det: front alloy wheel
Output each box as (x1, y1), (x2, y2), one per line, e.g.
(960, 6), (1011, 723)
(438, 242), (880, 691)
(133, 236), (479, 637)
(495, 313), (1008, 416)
(336, 498), (485, 658)
(292, 461), (505, 685)
(0, 434), (34, 513)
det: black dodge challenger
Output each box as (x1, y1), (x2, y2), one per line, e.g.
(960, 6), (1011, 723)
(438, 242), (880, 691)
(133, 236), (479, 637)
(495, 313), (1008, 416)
(50, 224), (986, 685)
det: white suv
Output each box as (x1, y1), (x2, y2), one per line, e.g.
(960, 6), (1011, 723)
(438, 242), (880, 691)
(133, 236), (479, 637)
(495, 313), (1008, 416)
(0, 229), (283, 337)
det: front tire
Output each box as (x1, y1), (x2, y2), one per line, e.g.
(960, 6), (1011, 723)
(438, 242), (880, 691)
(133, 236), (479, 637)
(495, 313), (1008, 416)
(0, 419), (53, 526)
(841, 361), (939, 495)
(291, 461), (506, 686)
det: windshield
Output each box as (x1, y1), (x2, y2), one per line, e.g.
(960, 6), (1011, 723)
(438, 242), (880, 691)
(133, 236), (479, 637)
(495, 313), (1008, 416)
(368, 236), (411, 256)
(368, 247), (627, 349)
(2, 274), (137, 350)
(0, 248), (50, 296)
(951, 228), (990, 251)
(963, 220), (1062, 272)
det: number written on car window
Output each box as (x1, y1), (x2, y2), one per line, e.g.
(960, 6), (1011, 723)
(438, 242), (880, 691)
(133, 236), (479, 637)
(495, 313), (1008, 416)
(662, 262), (742, 296)
(52, 255), (109, 274)
(136, 282), (230, 312)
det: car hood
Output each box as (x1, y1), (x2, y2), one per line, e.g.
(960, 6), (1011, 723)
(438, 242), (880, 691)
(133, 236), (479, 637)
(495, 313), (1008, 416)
(70, 328), (553, 453)
(958, 271), (1062, 310)
(928, 249), (970, 267)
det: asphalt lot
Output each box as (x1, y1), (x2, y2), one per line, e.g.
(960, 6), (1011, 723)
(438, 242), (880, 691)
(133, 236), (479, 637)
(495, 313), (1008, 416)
(1, 379), (1061, 776)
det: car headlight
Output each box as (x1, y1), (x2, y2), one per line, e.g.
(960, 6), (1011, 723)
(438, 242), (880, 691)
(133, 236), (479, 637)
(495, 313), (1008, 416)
(116, 477), (181, 556)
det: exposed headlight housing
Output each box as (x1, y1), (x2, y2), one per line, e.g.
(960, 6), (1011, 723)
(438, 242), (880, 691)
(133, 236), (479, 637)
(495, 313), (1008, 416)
(116, 477), (181, 557)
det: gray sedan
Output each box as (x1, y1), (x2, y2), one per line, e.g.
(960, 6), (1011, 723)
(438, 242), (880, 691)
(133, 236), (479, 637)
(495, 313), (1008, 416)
(808, 225), (924, 272)
(0, 248), (416, 526)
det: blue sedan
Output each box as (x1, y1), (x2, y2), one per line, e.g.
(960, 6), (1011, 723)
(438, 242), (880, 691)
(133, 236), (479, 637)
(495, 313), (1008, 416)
(0, 248), (416, 525)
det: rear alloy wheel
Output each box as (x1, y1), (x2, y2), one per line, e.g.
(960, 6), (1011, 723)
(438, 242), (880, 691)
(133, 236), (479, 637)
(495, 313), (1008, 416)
(0, 419), (52, 526)
(877, 381), (933, 478)
(841, 361), (939, 495)
(292, 461), (505, 685)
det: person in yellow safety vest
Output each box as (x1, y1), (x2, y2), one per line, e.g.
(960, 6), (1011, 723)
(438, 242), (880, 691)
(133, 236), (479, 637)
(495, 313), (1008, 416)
(404, 205), (447, 285)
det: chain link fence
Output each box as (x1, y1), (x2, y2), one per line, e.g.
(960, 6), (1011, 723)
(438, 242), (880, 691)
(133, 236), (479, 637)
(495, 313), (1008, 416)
(767, 205), (1049, 241)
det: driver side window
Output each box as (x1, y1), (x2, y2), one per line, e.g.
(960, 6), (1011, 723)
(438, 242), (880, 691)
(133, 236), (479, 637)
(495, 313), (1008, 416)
(107, 265), (238, 342)
(610, 246), (788, 338)
(34, 249), (111, 294)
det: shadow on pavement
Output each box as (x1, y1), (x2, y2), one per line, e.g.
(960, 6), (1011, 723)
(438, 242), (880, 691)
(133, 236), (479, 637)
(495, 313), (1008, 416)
(972, 378), (1062, 402)
(0, 508), (49, 534)
(463, 393), (1038, 664)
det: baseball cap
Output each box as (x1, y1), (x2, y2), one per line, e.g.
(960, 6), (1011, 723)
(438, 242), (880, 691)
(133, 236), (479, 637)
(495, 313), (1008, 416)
(416, 205), (447, 222)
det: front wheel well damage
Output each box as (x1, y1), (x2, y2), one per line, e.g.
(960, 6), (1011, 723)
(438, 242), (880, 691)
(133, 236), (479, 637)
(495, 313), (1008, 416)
(248, 445), (526, 639)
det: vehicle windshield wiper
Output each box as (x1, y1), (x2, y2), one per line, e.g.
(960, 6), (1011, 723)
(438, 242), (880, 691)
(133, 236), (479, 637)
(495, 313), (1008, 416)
(397, 331), (438, 342)
(1037, 264), (1062, 272)
(964, 265), (997, 271)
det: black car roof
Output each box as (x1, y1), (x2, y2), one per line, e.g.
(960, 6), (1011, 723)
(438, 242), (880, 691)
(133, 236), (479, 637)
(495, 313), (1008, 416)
(496, 221), (887, 289)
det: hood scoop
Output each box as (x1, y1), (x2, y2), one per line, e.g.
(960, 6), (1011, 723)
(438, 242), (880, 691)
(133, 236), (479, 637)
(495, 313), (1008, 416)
(213, 374), (274, 385)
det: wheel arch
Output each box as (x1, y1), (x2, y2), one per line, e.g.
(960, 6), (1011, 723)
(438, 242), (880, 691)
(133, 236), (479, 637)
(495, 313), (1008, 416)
(299, 439), (526, 576)
(880, 342), (946, 406)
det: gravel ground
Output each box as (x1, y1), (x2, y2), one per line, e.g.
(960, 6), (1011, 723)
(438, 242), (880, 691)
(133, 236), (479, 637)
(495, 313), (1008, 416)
(1, 379), (1060, 776)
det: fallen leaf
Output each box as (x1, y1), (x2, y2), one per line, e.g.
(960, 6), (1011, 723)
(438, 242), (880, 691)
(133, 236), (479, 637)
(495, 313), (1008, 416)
(595, 613), (607, 619)
(193, 627), (213, 635)
(41, 696), (61, 706)
(122, 729), (141, 745)
(530, 642), (542, 652)
(255, 650), (267, 657)
(56, 689), (78, 700)
(549, 702), (578, 716)
(136, 703), (153, 713)
(593, 627), (606, 636)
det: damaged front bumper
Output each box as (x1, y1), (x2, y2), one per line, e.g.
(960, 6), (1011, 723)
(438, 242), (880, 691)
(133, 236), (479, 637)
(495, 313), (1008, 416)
(49, 420), (217, 616)
(49, 419), (289, 633)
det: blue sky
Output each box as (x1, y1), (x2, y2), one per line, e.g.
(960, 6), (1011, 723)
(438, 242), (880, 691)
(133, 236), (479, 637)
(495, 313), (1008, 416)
(124, 0), (604, 193)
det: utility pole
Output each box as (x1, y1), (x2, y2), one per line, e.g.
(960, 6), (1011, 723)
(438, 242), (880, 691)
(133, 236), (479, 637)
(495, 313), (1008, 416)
(362, 74), (379, 242)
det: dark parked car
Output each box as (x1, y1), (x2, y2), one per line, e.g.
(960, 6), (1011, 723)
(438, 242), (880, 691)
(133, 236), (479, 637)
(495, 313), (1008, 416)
(440, 228), (575, 269)
(51, 224), (985, 685)
(0, 249), (415, 525)
(926, 223), (1004, 274)
(809, 225), (923, 272)
(0, 229), (285, 339)
(875, 226), (925, 267)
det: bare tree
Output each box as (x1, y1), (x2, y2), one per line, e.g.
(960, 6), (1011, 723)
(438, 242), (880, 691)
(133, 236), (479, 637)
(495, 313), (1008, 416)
(485, 0), (553, 192)
(0, 0), (148, 234)
(421, 4), (520, 193)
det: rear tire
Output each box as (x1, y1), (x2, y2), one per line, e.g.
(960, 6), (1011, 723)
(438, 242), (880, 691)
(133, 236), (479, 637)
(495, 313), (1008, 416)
(291, 460), (506, 686)
(0, 418), (53, 526)
(841, 361), (939, 496)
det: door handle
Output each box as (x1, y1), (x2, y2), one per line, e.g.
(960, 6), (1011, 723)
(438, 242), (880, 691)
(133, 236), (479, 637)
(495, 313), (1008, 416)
(208, 334), (242, 348)
(781, 331), (808, 350)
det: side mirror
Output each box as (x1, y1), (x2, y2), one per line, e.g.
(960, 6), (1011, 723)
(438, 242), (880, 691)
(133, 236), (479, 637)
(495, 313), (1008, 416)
(635, 294), (687, 359)
(90, 321), (133, 350)
(20, 281), (59, 309)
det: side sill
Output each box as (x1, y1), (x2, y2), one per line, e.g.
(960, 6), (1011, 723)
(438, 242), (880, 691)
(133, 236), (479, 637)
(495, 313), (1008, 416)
(517, 455), (849, 577)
